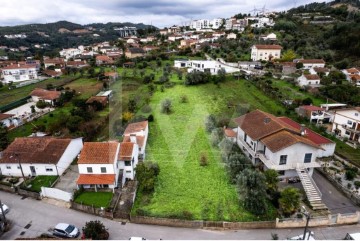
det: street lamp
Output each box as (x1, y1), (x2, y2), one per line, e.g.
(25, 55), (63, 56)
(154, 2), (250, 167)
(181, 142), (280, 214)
(301, 206), (311, 240)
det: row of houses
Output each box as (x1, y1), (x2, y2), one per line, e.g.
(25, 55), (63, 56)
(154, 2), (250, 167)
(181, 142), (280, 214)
(0, 121), (149, 192)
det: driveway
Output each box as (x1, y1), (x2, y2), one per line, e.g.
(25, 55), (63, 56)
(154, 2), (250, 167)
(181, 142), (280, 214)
(54, 165), (79, 193)
(313, 170), (360, 214)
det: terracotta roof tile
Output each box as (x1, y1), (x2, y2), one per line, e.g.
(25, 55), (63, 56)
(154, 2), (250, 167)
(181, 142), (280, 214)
(0, 137), (72, 164)
(77, 174), (115, 185)
(299, 59), (325, 64)
(233, 110), (298, 140)
(78, 142), (118, 164)
(261, 130), (321, 152)
(278, 117), (334, 145)
(1, 64), (37, 70)
(299, 105), (324, 111)
(254, 44), (282, 50)
(224, 128), (237, 137)
(313, 67), (329, 73)
(0, 113), (14, 121)
(124, 121), (148, 135)
(30, 88), (61, 100)
(86, 96), (108, 105)
(304, 74), (320, 80)
(118, 142), (135, 160)
(123, 135), (145, 147)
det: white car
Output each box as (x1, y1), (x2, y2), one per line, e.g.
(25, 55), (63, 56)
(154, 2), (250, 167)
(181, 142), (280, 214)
(53, 223), (80, 238)
(0, 203), (9, 214)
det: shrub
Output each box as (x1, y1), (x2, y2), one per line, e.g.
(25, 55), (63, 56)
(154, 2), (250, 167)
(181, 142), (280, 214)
(180, 95), (188, 103)
(147, 114), (154, 122)
(199, 152), (209, 166)
(82, 220), (109, 240)
(141, 105), (152, 113)
(205, 114), (217, 133)
(36, 101), (48, 109)
(182, 210), (193, 220)
(345, 170), (357, 181)
(354, 181), (360, 189)
(161, 99), (172, 114)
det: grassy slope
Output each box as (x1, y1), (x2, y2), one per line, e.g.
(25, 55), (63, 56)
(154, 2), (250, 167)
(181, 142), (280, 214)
(74, 192), (113, 208)
(133, 78), (279, 221)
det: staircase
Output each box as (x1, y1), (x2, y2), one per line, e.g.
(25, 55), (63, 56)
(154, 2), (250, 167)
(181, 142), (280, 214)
(296, 168), (328, 211)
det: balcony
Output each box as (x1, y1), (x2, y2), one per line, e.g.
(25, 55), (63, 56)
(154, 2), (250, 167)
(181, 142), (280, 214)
(256, 153), (321, 171)
(237, 138), (256, 157)
(342, 124), (360, 134)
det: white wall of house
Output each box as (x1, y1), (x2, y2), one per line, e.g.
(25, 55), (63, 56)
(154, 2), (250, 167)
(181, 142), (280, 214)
(331, 110), (360, 142)
(309, 68), (329, 76)
(0, 163), (58, 177)
(318, 143), (336, 158)
(118, 145), (139, 181)
(302, 63), (325, 69)
(57, 138), (83, 175)
(251, 47), (281, 61)
(297, 75), (320, 86)
(2, 67), (38, 83)
(174, 60), (190, 68)
(264, 142), (318, 170)
(78, 163), (116, 174)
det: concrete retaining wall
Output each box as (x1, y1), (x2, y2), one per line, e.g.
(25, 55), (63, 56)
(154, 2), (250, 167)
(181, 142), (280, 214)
(41, 187), (72, 202)
(0, 184), (16, 193)
(130, 216), (204, 229)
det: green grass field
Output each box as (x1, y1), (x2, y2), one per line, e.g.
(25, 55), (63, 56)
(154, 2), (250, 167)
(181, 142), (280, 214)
(26, 175), (59, 193)
(132, 79), (279, 221)
(74, 192), (113, 208)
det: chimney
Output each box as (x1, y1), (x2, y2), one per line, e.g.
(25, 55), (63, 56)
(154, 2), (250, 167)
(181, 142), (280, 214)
(300, 124), (306, 136)
(130, 134), (137, 144)
(264, 117), (271, 124)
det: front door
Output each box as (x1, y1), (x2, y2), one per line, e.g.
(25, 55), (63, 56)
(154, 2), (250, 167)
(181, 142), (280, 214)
(30, 166), (36, 176)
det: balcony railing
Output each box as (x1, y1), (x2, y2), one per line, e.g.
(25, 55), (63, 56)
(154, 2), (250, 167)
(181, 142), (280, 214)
(256, 153), (321, 170)
(342, 124), (360, 134)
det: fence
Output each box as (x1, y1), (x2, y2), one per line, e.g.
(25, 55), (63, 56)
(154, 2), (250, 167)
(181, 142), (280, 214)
(15, 79), (46, 88)
(70, 201), (114, 219)
(0, 96), (31, 113)
(41, 187), (73, 202)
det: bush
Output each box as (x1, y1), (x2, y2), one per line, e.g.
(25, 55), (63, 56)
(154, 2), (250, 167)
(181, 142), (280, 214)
(82, 220), (109, 240)
(147, 114), (154, 122)
(180, 95), (188, 103)
(199, 152), (208, 166)
(354, 181), (360, 189)
(161, 99), (172, 114)
(205, 114), (217, 133)
(182, 210), (193, 220)
(345, 170), (357, 181)
(36, 101), (48, 109)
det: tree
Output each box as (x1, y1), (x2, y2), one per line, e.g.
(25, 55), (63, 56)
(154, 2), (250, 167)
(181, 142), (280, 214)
(30, 105), (36, 113)
(219, 138), (236, 161)
(122, 111), (134, 123)
(279, 187), (301, 217)
(210, 128), (224, 146)
(135, 161), (160, 193)
(237, 169), (268, 215)
(264, 169), (279, 195)
(226, 153), (248, 183)
(161, 99), (172, 114)
(128, 98), (137, 112)
(281, 50), (297, 62)
(0, 123), (9, 151)
(82, 220), (109, 240)
(205, 114), (217, 133)
(66, 116), (83, 132)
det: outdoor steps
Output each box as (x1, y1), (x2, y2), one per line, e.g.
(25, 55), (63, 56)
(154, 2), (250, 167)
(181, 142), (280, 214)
(296, 168), (328, 211)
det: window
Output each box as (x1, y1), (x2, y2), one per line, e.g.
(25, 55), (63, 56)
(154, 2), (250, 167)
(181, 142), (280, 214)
(278, 170), (285, 175)
(6, 165), (11, 169)
(355, 113), (359, 116)
(17, 166), (20, 169)
(348, 120), (353, 125)
(45, 167), (53, 172)
(126, 170), (131, 174)
(101, 167), (106, 173)
(345, 131), (350, 135)
(87, 167), (93, 173)
(125, 161), (131, 166)
(244, 133), (247, 142)
(279, 155), (287, 165)
(304, 153), (312, 163)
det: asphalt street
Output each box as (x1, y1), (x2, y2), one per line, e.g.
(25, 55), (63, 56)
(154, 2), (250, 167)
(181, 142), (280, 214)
(1, 191), (360, 240)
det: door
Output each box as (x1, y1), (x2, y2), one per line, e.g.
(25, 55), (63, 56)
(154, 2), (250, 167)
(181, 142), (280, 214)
(30, 166), (36, 176)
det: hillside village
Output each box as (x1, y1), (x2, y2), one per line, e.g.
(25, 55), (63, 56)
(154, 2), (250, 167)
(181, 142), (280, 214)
(1, 0), (360, 239)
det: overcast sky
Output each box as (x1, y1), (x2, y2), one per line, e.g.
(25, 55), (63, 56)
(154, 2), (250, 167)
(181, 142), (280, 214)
(0, 0), (330, 28)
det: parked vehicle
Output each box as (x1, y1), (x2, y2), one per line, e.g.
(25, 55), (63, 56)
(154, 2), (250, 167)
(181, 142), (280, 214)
(0, 203), (9, 214)
(345, 233), (360, 240)
(53, 223), (80, 238)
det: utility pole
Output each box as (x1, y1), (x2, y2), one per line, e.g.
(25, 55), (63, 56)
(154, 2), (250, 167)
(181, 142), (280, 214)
(11, 154), (26, 186)
(0, 200), (6, 222)
(302, 206), (311, 240)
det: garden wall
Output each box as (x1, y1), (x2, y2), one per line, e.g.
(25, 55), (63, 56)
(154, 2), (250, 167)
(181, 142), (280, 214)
(70, 201), (114, 219)
(17, 188), (41, 200)
(0, 184), (16, 193)
(41, 187), (72, 202)
(130, 216), (204, 229)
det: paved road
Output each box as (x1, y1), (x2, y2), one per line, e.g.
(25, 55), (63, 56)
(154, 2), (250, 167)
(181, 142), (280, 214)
(1, 191), (360, 240)
(313, 170), (360, 214)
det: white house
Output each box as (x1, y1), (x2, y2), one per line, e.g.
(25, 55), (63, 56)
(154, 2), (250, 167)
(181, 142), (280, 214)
(233, 110), (331, 178)
(77, 141), (139, 192)
(331, 108), (360, 144)
(0, 113), (15, 128)
(342, 68), (360, 86)
(309, 67), (330, 76)
(296, 105), (331, 124)
(59, 48), (82, 60)
(250, 45), (282, 61)
(123, 120), (149, 160)
(30, 88), (61, 106)
(190, 18), (224, 30)
(226, 33), (237, 39)
(297, 59), (326, 69)
(1, 64), (38, 83)
(77, 142), (120, 192)
(297, 74), (321, 87)
(174, 60), (240, 75)
(0, 137), (83, 177)
(261, 33), (277, 41)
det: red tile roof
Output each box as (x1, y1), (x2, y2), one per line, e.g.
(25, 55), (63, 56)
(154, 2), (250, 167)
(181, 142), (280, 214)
(123, 135), (145, 147)
(96, 55), (112, 61)
(77, 174), (115, 185)
(0, 137), (72, 164)
(124, 121), (148, 135)
(86, 96), (108, 106)
(1, 64), (37, 70)
(233, 110), (298, 140)
(304, 74), (320, 80)
(0, 113), (14, 121)
(30, 88), (61, 100)
(278, 117), (334, 145)
(224, 128), (237, 137)
(345, 68), (360, 74)
(78, 142), (118, 164)
(254, 44), (282, 50)
(118, 142), (135, 160)
(313, 67), (329, 73)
